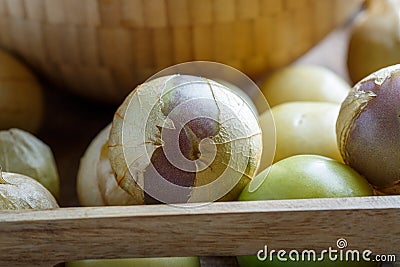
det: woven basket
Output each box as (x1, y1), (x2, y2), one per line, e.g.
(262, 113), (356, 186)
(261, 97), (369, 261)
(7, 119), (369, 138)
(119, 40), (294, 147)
(0, 0), (362, 104)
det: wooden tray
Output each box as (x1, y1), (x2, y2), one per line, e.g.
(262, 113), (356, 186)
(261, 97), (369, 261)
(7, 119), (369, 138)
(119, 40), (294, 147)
(1, 196), (399, 266)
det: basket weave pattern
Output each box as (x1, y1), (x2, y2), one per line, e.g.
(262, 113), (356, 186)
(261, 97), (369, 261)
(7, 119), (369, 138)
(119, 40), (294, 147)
(0, 0), (362, 103)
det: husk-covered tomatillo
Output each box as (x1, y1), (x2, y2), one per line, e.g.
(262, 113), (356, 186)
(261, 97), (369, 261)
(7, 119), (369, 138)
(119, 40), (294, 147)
(0, 168), (59, 210)
(77, 124), (135, 206)
(108, 75), (262, 204)
(0, 128), (60, 198)
(336, 64), (400, 194)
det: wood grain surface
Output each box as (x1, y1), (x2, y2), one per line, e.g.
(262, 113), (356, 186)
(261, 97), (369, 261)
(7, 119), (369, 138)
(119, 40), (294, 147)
(0, 196), (399, 267)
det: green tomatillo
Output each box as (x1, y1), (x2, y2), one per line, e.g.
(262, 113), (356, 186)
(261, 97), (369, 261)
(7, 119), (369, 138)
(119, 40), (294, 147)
(237, 155), (374, 267)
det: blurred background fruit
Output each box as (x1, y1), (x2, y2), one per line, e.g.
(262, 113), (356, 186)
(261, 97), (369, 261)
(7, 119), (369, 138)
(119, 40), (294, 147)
(347, 0), (400, 84)
(258, 102), (342, 171)
(259, 65), (350, 107)
(0, 48), (43, 132)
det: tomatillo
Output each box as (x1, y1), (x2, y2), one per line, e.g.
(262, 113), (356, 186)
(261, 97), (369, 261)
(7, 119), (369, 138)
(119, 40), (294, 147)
(237, 155), (374, 267)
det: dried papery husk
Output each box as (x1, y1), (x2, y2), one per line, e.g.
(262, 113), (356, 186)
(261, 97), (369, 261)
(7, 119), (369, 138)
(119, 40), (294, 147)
(77, 124), (136, 206)
(212, 79), (258, 115)
(0, 49), (43, 133)
(0, 128), (60, 198)
(109, 75), (262, 204)
(0, 170), (59, 210)
(336, 64), (400, 191)
(336, 85), (377, 163)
